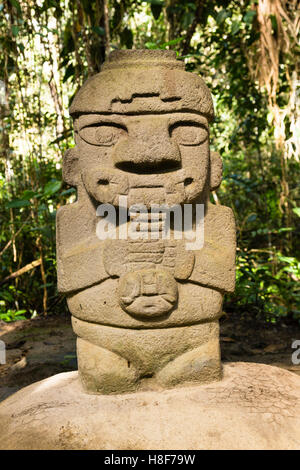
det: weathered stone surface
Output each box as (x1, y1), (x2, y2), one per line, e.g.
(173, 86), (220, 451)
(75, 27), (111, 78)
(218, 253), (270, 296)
(56, 49), (236, 393)
(0, 362), (299, 450)
(74, 321), (220, 394)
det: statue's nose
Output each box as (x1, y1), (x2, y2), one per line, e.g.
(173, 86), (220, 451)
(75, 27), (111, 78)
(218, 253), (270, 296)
(113, 131), (181, 173)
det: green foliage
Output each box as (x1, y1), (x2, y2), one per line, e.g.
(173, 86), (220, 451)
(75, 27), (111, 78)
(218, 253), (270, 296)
(0, 294), (26, 322)
(0, 0), (299, 324)
(231, 250), (300, 322)
(0, 308), (26, 322)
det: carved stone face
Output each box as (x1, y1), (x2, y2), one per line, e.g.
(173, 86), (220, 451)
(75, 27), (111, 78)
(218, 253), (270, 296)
(74, 108), (210, 208)
(64, 50), (222, 207)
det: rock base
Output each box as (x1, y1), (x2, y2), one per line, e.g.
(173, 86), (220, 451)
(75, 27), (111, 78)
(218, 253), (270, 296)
(0, 362), (299, 450)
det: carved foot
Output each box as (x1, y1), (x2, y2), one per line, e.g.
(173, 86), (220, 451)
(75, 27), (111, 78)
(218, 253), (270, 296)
(77, 338), (139, 394)
(155, 337), (221, 387)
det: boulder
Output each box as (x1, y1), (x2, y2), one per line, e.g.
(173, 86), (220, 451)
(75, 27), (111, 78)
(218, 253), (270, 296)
(0, 362), (299, 450)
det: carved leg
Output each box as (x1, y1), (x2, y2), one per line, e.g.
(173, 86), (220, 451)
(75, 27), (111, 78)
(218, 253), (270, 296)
(155, 337), (221, 387)
(77, 338), (139, 394)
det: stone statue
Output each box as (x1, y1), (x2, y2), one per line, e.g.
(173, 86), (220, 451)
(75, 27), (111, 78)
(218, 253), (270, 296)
(56, 50), (236, 394)
(2, 49), (299, 451)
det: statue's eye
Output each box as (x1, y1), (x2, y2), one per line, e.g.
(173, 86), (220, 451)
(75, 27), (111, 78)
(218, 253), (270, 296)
(171, 123), (208, 146)
(79, 124), (126, 146)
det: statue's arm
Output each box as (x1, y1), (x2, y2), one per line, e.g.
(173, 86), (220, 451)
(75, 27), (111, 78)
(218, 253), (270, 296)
(188, 204), (236, 293)
(56, 204), (109, 293)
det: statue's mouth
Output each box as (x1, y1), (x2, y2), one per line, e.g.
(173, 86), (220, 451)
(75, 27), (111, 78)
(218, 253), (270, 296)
(82, 166), (205, 208)
(114, 160), (181, 174)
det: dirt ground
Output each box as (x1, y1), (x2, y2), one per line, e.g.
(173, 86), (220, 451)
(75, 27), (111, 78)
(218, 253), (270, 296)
(0, 312), (299, 402)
